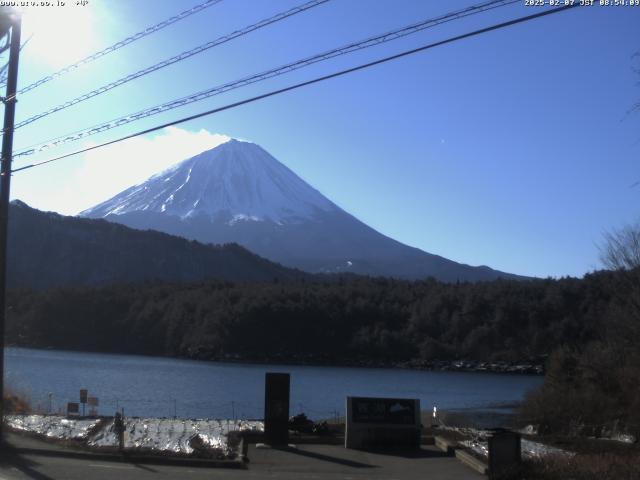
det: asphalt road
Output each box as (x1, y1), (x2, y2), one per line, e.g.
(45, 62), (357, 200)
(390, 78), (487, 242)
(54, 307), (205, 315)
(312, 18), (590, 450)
(0, 447), (482, 480)
(0, 433), (482, 480)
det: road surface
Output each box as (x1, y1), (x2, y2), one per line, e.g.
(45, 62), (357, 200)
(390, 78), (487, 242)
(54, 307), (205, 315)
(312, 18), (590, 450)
(0, 433), (482, 480)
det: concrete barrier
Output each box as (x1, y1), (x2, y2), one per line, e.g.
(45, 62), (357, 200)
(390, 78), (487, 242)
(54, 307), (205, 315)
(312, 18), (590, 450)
(434, 435), (456, 455)
(455, 449), (488, 475)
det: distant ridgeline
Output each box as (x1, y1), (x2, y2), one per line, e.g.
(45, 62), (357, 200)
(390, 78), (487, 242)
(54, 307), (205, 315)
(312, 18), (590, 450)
(6, 200), (513, 290)
(6, 268), (632, 369)
(7, 200), (309, 289)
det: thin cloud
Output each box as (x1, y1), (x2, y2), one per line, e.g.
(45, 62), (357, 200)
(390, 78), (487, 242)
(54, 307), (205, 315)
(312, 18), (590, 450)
(71, 127), (230, 214)
(12, 127), (230, 216)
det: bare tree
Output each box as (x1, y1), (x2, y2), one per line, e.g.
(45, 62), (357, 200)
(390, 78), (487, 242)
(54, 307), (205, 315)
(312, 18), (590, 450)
(600, 222), (640, 271)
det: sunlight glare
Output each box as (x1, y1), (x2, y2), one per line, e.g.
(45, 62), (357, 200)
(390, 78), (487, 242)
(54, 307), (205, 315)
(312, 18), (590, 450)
(22, 4), (96, 68)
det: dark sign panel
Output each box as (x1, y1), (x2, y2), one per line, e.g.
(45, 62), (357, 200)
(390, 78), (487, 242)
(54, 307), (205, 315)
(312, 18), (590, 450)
(80, 389), (88, 404)
(264, 372), (290, 446)
(345, 396), (420, 449)
(351, 397), (416, 425)
(67, 402), (79, 415)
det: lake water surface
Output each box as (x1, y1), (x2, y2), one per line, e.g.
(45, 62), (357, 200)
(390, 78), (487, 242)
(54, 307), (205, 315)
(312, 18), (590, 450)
(5, 347), (543, 420)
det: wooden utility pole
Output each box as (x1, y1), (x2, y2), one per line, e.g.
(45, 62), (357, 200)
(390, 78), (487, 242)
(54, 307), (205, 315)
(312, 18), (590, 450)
(0, 12), (21, 442)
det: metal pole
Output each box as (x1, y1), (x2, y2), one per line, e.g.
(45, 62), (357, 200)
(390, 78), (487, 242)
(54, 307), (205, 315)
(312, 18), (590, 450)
(0, 13), (21, 443)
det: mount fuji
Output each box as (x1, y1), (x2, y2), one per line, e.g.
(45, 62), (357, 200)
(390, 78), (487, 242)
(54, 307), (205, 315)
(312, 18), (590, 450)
(81, 139), (520, 281)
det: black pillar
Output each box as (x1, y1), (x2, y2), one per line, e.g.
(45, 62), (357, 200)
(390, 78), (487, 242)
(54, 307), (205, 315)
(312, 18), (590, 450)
(0, 12), (21, 442)
(264, 372), (290, 446)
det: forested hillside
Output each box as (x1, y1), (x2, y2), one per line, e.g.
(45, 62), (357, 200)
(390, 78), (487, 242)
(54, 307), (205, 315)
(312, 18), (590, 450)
(6, 269), (627, 367)
(7, 201), (308, 289)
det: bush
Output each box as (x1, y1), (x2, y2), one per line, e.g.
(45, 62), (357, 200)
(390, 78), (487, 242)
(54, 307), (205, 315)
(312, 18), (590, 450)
(520, 452), (640, 480)
(4, 390), (30, 414)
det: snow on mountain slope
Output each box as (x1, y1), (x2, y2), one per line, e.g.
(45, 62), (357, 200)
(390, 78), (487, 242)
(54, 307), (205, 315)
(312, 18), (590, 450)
(81, 139), (337, 224)
(81, 138), (523, 281)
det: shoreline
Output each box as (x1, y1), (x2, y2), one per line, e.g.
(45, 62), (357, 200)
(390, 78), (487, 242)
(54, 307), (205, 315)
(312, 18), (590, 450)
(7, 345), (544, 375)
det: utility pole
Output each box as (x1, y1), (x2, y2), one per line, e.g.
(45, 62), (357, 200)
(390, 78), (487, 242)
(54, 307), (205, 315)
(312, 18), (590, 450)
(0, 12), (21, 442)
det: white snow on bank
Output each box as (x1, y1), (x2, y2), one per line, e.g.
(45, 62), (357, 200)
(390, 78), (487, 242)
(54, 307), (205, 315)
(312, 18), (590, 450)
(5, 415), (263, 457)
(460, 439), (489, 458)
(437, 424), (572, 459)
(6, 415), (100, 441)
(522, 439), (571, 458)
(459, 435), (572, 460)
(89, 418), (263, 455)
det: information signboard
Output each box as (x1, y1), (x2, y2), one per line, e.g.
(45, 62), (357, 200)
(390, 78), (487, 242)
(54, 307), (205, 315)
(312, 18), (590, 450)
(345, 396), (420, 449)
(351, 397), (417, 425)
(79, 389), (88, 404)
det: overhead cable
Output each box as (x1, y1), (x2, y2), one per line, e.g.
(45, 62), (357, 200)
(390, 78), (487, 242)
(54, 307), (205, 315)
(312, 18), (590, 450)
(14, 0), (329, 129)
(13, 0), (518, 158)
(11, 3), (580, 174)
(14, 0), (224, 94)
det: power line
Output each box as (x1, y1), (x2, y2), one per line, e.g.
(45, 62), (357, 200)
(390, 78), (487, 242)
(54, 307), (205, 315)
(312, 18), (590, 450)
(12, 0), (514, 151)
(13, 0), (224, 94)
(11, 3), (580, 175)
(14, 0), (329, 130)
(13, 0), (518, 159)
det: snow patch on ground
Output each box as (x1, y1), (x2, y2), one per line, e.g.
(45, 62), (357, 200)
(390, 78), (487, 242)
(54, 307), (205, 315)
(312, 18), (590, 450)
(456, 432), (572, 460)
(6, 415), (100, 441)
(89, 418), (263, 455)
(6, 415), (263, 457)
(521, 439), (571, 458)
(437, 424), (572, 459)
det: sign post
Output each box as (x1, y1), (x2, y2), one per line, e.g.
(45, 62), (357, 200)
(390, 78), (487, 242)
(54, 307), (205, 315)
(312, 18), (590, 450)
(88, 396), (99, 416)
(80, 389), (88, 416)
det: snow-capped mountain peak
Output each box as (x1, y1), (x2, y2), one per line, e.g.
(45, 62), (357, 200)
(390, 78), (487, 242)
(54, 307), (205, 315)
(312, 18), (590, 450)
(81, 139), (337, 224)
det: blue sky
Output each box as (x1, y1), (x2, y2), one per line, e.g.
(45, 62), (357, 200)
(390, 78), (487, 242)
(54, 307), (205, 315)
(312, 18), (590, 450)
(5, 0), (640, 278)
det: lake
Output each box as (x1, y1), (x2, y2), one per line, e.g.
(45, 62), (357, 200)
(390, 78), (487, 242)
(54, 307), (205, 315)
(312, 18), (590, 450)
(5, 347), (543, 420)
